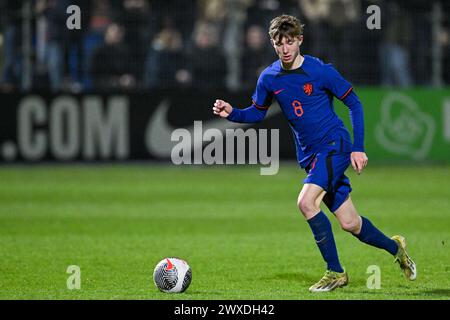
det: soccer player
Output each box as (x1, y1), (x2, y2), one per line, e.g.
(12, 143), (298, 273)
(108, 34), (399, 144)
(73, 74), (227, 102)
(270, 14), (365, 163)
(212, 15), (416, 292)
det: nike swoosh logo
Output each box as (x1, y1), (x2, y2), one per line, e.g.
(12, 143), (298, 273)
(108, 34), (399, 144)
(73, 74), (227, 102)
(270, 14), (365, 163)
(316, 237), (326, 244)
(166, 258), (173, 270)
(274, 89), (285, 95)
(146, 99), (282, 158)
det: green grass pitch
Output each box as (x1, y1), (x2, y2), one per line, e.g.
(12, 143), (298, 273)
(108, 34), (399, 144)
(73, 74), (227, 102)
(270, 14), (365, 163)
(0, 163), (449, 300)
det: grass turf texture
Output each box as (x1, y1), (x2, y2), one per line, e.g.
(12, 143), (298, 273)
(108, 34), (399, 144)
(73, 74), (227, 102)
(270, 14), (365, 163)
(0, 164), (449, 300)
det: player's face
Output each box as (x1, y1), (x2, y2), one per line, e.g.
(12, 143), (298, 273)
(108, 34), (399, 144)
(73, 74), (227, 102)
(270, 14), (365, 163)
(271, 35), (303, 66)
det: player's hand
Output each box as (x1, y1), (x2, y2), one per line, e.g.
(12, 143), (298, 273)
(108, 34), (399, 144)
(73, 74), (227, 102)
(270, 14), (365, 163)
(213, 99), (233, 118)
(351, 152), (368, 175)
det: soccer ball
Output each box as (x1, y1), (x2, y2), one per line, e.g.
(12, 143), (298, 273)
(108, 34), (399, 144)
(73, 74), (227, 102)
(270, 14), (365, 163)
(153, 257), (192, 293)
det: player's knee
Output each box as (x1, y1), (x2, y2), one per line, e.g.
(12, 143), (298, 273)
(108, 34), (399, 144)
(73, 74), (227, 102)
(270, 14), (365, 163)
(340, 218), (360, 233)
(297, 197), (318, 216)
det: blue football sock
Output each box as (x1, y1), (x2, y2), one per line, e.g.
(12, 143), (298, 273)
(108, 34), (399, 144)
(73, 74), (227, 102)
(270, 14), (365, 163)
(307, 211), (344, 273)
(353, 216), (398, 255)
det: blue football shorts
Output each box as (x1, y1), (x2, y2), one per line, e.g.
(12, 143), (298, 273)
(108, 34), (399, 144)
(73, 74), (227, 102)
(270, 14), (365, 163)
(303, 149), (352, 213)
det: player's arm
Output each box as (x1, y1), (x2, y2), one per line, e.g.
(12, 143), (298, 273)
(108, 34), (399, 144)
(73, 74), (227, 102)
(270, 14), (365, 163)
(323, 64), (368, 174)
(341, 90), (368, 175)
(213, 72), (272, 123)
(341, 90), (364, 152)
(213, 100), (268, 123)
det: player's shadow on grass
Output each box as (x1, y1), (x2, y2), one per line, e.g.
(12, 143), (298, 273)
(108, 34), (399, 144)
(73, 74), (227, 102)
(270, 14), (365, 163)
(261, 272), (318, 283)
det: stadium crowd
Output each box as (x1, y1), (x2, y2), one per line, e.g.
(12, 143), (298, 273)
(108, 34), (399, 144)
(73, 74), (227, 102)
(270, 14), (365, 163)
(0, 0), (449, 92)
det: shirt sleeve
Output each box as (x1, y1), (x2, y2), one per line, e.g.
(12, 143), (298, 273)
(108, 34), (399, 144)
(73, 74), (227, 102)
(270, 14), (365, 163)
(251, 73), (274, 110)
(341, 90), (365, 152)
(226, 71), (272, 123)
(322, 64), (353, 100)
(226, 105), (267, 123)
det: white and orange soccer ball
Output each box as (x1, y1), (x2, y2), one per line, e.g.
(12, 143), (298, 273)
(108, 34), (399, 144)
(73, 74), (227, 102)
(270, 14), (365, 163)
(153, 257), (192, 293)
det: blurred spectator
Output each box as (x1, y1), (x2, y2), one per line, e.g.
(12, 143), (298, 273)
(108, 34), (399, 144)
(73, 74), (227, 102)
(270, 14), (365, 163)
(198, 0), (228, 24)
(143, 19), (185, 89)
(0, 0), (448, 92)
(151, 0), (197, 46)
(379, 2), (413, 87)
(241, 24), (273, 89)
(66, 0), (91, 91)
(300, 0), (361, 81)
(0, 1), (23, 91)
(298, 0), (331, 59)
(38, 0), (71, 92)
(89, 0), (113, 33)
(244, 0), (299, 28)
(245, 0), (282, 29)
(34, 0), (91, 92)
(181, 22), (227, 89)
(82, 0), (114, 90)
(33, 0), (89, 91)
(197, 0), (228, 36)
(325, 0), (362, 81)
(35, 0), (49, 85)
(90, 23), (135, 91)
(116, 0), (151, 86)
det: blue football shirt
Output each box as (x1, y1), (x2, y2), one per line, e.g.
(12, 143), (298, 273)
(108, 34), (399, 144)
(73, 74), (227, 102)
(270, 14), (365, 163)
(250, 55), (356, 166)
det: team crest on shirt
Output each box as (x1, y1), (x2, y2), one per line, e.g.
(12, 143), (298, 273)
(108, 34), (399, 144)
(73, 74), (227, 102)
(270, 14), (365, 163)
(303, 83), (313, 96)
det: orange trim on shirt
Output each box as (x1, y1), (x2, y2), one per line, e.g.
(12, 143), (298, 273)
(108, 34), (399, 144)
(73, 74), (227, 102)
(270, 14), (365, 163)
(252, 99), (270, 110)
(340, 87), (353, 100)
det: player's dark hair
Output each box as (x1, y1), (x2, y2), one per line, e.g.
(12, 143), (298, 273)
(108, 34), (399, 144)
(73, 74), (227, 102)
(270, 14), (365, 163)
(269, 15), (304, 42)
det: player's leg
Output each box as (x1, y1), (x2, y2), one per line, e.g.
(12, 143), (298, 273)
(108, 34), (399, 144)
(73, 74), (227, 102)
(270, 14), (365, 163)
(334, 196), (397, 254)
(299, 183), (344, 273)
(297, 183), (326, 220)
(320, 153), (399, 257)
(299, 154), (348, 292)
(333, 193), (417, 280)
(298, 183), (348, 292)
